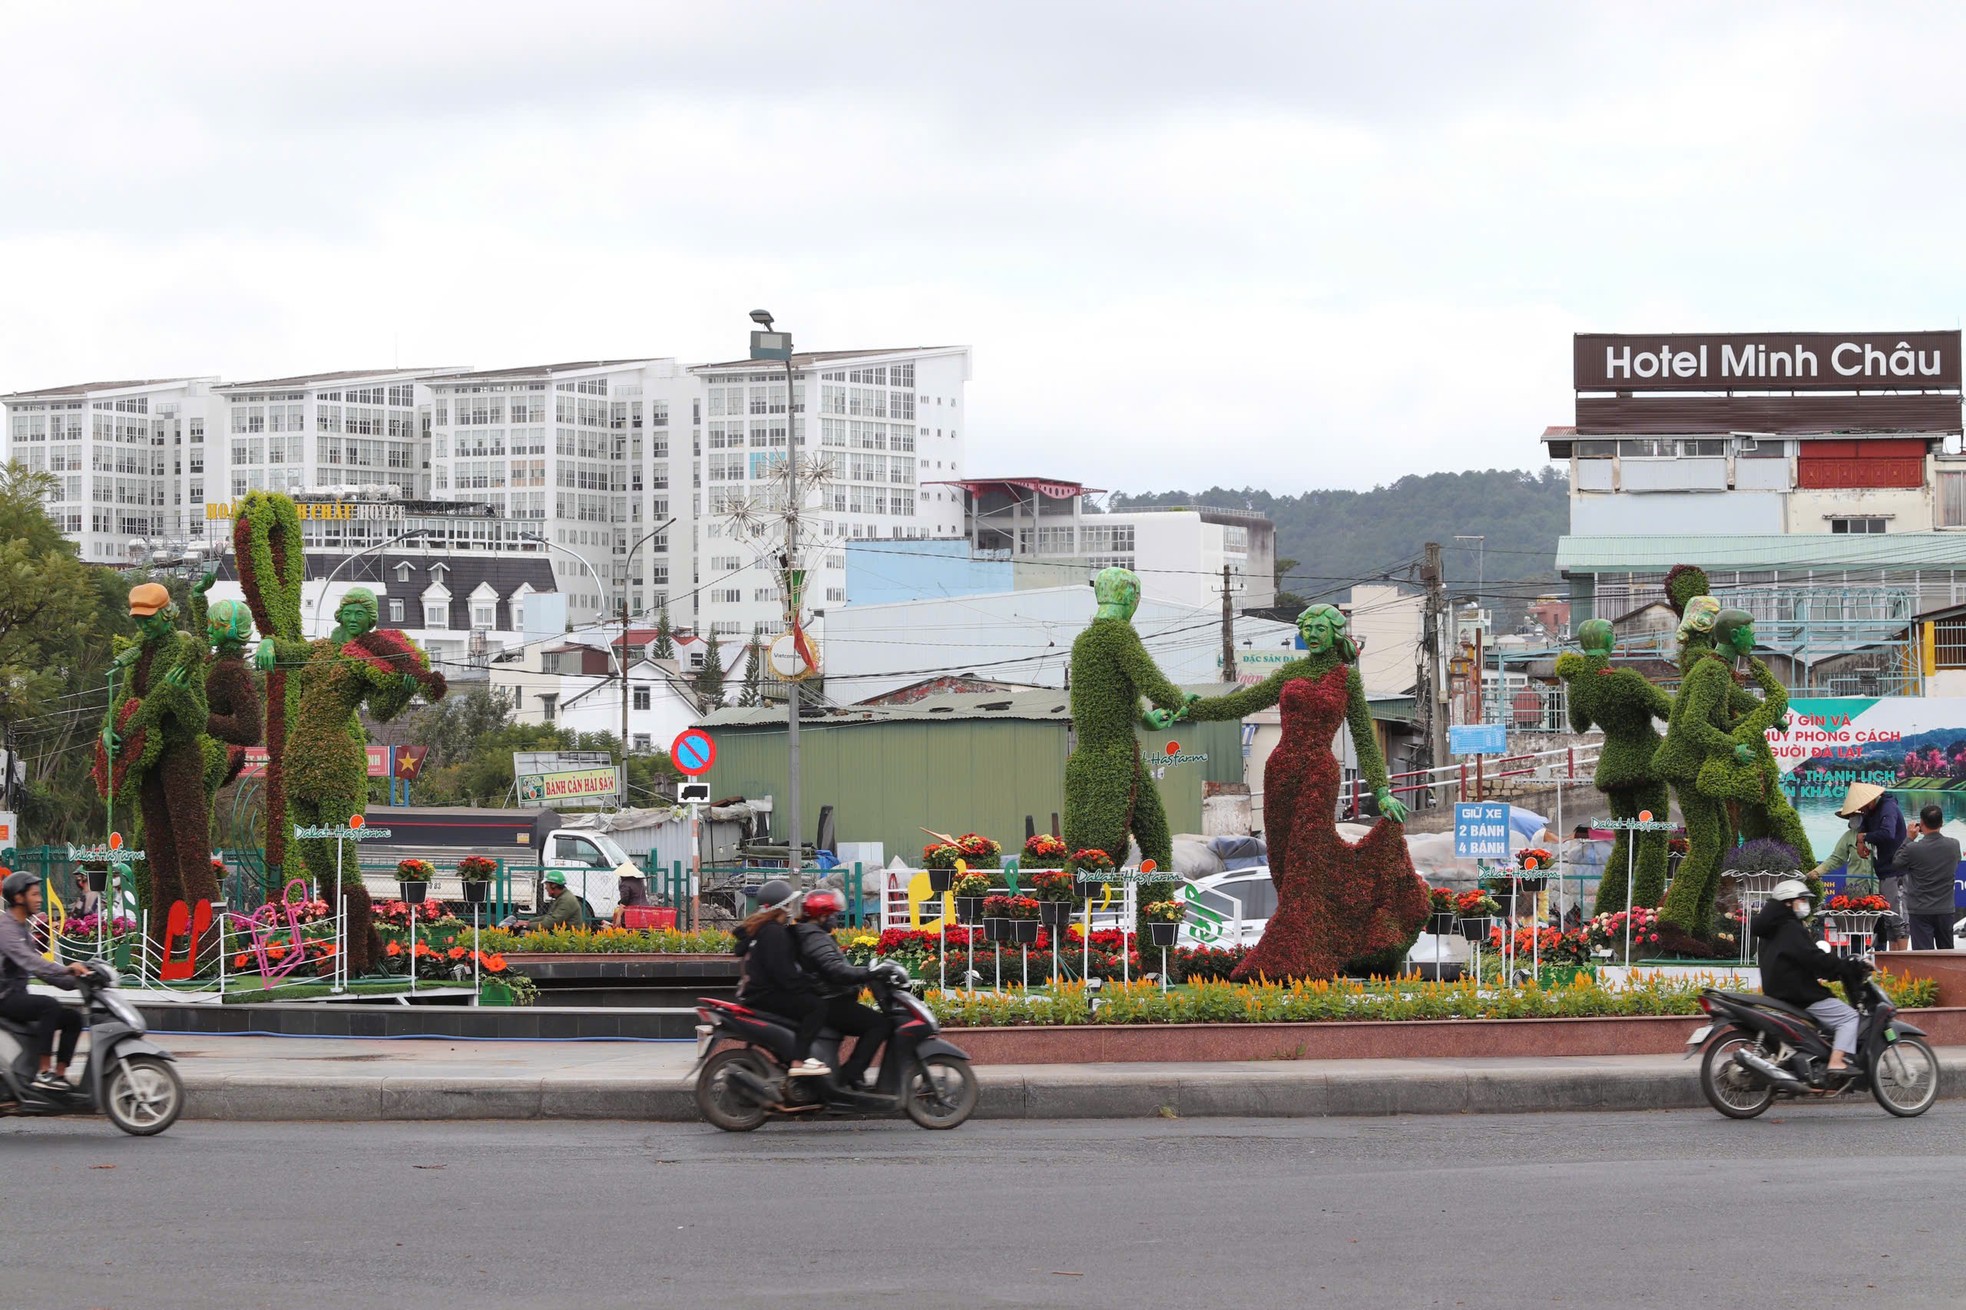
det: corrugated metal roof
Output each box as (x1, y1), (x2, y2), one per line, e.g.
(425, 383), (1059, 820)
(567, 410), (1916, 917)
(1557, 532), (1966, 572)
(700, 685), (1078, 727)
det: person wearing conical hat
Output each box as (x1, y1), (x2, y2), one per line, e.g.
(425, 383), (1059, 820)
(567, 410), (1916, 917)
(1836, 781), (1906, 926)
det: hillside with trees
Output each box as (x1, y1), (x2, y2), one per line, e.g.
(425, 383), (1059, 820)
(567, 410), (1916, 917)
(1112, 467), (1569, 624)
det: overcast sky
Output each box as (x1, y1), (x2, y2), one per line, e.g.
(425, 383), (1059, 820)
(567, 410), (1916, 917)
(4, 1), (1965, 492)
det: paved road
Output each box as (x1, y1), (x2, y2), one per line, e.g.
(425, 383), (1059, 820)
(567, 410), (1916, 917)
(6, 1106), (1964, 1309)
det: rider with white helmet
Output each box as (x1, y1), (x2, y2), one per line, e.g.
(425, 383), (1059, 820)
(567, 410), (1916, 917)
(1751, 877), (1868, 1079)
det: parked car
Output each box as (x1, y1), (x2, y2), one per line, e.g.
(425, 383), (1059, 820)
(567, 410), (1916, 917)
(1177, 866), (1275, 949)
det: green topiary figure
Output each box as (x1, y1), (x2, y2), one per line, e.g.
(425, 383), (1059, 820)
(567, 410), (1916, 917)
(1063, 568), (1196, 951)
(1184, 604), (1428, 980)
(238, 492), (309, 881)
(199, 590), (262, 800)
(92, 582), (217, 938)
(284, 586), (447, 975)
(1656, 602), (1813, 940)
(1555, 619), (1672, 913)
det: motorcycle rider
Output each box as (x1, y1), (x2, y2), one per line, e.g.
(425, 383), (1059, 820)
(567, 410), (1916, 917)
(1752, 877), (1868, 1080)
(790, 889), (894, 1091)
(731, 879), (829, 1078)
(1, 870), (92, 1094)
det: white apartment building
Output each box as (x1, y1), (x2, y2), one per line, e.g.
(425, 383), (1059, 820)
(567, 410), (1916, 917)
(212, 367), (461, 504)
(423, 359), (700, 633)
(687, 347), (970, 638)
(1, 377), (221, 563)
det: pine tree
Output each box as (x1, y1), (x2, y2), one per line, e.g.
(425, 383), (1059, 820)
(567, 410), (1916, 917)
(652, 605), (675, 660)
(738, 639), (765, 707)
(693, 631), (726, 710)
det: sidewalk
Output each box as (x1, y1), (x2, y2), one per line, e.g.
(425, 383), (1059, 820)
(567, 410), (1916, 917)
(155, 1035), (1966, 1122)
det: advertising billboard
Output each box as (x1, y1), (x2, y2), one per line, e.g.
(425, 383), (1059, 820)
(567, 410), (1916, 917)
(1770, 697), (1966, 907)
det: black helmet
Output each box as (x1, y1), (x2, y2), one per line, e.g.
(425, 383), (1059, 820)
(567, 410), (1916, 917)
(2, 869), (37, 906)
(755, 879), (797, 912)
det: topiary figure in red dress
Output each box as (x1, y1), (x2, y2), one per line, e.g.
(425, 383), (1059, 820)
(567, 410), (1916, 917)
(1185, 604), (1428, 980)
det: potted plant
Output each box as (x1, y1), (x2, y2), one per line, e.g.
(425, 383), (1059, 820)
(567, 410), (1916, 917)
(1425, 887), (1459, 936)
(1143, 898), (1185, 947)
(1516, 848), (1553, 891)
(1826, 892), (1890, 951)
(1455, 889), (1500, 941)
(456, 855), (497, 907)
(1022, 833), (1067, 870)
(397, 857), (435, 906)
(1068, 848), (1116, 884)
(988, 893), (1041, 944)
(1029, 868), (1077, 929)
(950, 868), (993, 923)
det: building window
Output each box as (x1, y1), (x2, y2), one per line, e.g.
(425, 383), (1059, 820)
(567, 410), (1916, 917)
(1940, 471), (1966, 528)
(632, 733), (652, 753)
(540, 693), (557, 723)
(424, 600), (449, 629)
(472, 603), (496, 630)
(389, 598), (405, 623)
(1829, 517), (1887, 534)
(633, 685), (651, 711)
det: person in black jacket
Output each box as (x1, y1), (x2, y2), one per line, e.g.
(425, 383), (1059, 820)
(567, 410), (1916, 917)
(1752, 877), (1868, 1078)
(732, 879), (829, 1078)
(791, 889), (894, 1090)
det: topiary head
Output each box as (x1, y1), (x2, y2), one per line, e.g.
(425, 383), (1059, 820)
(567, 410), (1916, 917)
(1714, 608), (1756, 657)
(1663, 564), (1711, 617)
(207, 598), (254, 654)
(1676, 594), (1721, 646)
(333, 586), (380, 641)
(1092, 567), (1141, 621)
(1576, 618), (1614, 656)
(1297, 603), (1359, 662)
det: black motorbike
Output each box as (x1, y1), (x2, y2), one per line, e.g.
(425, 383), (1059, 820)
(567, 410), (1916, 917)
(1691, 973), (1938, 1119)
(0, 961), (184, 1136)
(692, 963), (977, 1131)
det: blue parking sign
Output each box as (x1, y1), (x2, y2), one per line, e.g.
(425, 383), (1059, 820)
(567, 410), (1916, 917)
(1454, 802), (1512, 859)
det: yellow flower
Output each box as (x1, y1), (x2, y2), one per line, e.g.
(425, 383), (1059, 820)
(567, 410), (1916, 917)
(851, 936), (877, 947)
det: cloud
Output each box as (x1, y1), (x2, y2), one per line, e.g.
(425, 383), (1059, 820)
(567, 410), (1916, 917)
(3, 1), (1965, 490)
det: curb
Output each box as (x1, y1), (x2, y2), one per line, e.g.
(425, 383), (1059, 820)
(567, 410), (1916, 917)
(179, 1051), (1966, 1122)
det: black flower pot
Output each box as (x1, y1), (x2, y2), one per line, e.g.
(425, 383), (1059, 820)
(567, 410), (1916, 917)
(1459, 915), (1490, 943)
(1429, 911), (1457, 936)
(1039, 900), (1075, 930)
(399, 880), (428, 905)
(1012, 918), (1040, 944)
(462, 882), (489, 906)
(1516, 877), (1547, 893)
(984, 917), (1009, 943)
(927, 868), (955, 894)
(955, 895), (985, 923)
(1147, 921), (1179, 947)
(85, 866), (110, 893)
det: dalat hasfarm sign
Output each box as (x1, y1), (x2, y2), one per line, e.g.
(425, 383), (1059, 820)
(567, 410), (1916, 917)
(1575, 332), (1961, 392)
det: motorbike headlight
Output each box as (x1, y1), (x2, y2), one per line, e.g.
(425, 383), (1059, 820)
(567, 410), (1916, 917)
(102, 990), (146, 1033)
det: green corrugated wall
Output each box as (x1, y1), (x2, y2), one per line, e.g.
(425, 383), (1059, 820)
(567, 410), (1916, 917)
(703, 714), (1243, 862)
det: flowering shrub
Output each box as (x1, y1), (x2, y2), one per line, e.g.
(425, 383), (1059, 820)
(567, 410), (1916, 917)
(1023, 834), (1067, 867)
(41, 912), (140, 940)
(382, 938), (513, 981)
(1828, 894), (1891, 913)
(984, 894), (1040, 920)
(1587, 907), (1662, 954)
(1068, 848), (1116, 873)
(1175, 945), (1250, 981)
(397, 858), (436, 882)
(1517, 848), (1554, 874)
(1720, 839), (1803, 876)
(1029, 869), (1076, 902)
(924, 834), (1001, 868)
(250, 896), (332, 927)
(1488, 923), (1593, 964)
(1455, 890), (1500, 917)
(1427, 887), (1459, 914)
(1142, 899), (1185, 923)
(456, 855), (498, 882)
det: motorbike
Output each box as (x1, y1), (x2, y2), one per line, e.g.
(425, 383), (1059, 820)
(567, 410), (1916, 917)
(1690, 971), (1939, 1119)
(0, 961), (184, 1136)
(691, 963), (978, 1131)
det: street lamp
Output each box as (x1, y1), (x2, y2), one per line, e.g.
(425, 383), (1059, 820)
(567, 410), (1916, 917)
(745, 308), (805, 877)
(312, 530), (429, 637)
(617, 515), (678, 762)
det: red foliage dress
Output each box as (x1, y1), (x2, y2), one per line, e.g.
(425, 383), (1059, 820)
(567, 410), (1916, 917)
(1231, 667), (1429, 981)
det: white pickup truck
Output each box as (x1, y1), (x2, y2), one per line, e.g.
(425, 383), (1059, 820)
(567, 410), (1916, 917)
(354, 806), (641, 921)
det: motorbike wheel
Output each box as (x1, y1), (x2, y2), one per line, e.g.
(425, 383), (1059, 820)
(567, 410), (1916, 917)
(104, 1056), (184, 1137)
(696, 1048), (771, 1132)
(902, 1055), (978, 1130)
(1700, 1030), (1775, 1120)
(1870, 1036), (1940, 1118)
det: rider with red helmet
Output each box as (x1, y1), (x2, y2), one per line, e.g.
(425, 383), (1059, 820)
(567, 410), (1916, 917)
(791, 888), (894, 1090)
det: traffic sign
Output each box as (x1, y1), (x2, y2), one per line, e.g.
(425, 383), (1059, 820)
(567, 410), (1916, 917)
(1449, 724), (1507, 756)
(678, 781), (712, 804)
(672, 729), (716, 776)
(1454, 802), (1512, 859)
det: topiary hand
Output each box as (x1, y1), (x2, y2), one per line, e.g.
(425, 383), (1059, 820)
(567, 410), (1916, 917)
(162, 663), (190, 688)
(253, 638), (278, 672)
(1733, 742), (1754, 764)
(1143, 707), (1175, 730)
(193, 570), (216, 596)
(1376, 788), (1408, 824)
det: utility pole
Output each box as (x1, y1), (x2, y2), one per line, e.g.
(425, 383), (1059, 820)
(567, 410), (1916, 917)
(619, 595), (631, 801)
(1219, 563), (1236, 684)
(782, 343), (802, 882)
(1420, 542), (1448, 808)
